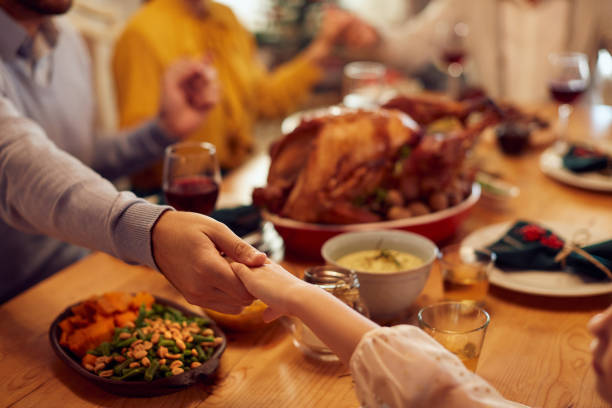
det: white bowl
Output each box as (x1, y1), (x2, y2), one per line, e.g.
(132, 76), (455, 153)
(321, 230), (438, 319)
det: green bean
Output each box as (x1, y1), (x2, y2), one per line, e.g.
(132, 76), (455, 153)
(113, 358), (133, 375)
(159, 339), (175, 348)
(164, 371), (173, 378)
(112, 328), (131, 343)
(115, 337), (137, 348)
(136, 328), (145, 340)
(100, 342), (112, 356)
(192, 335), (213, 343)
(195, 345), (205, 360)
(119, 367), (145, 381)
(166, 306), (185, 321)
(194, 317), (210, 327)
(144, 359), (160, 382)
(159, 364), (169, 373)
(170, 346), (180, 354)
(135, 303), (146, 328)
(163, 312), (173, 322)
(152, 303), (164, 314)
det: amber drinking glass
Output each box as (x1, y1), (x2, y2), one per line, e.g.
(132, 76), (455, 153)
(418, 301), (490, 372)
(439, 244), (495, 306)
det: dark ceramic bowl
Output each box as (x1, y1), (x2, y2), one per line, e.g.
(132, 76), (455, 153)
(49, 296), (226, 397)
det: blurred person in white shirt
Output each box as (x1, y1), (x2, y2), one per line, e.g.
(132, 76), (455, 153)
(352, 0), (612, 104)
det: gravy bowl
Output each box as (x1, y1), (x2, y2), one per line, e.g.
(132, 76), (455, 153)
(321, 230), (438, 319)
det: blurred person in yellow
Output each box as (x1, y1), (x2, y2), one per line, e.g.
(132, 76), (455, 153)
(113, 0), (374, 192)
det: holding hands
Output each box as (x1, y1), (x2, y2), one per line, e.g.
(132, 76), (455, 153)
(158, 57), (220, 139)
(152, 211), (266, 314)
(305, 6), (379, 63)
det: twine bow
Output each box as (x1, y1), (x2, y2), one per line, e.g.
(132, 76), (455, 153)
(554, 229), (612, 281)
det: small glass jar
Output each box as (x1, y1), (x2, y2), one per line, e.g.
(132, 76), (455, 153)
(286, 266), (369, 361)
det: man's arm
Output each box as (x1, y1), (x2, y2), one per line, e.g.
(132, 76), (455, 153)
(0, 97), (165, 268)
(0, 97), (265, 312)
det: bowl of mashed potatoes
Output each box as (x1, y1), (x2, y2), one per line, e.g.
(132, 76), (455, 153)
(321, 230), (438, 319)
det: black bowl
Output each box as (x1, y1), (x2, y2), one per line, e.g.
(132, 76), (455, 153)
(49, 296), (227, 397)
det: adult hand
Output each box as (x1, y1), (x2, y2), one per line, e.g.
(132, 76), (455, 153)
(343, 18), (379, 49)
(230, 261), (310, 322)
(304, 7), (379, 63)
(304, 6), (354, 63)
(158, 57), (220, 139)
(152, 211), (266, 314)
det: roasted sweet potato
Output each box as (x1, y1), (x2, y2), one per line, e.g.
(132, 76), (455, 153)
(130, 292), (155, 310)
(114, 311), (137, 328)
(58, 292), (155, 357)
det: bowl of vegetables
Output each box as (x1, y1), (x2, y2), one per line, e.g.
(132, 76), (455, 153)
(49, 292), (226, 397)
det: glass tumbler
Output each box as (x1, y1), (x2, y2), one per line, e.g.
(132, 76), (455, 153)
(418, 301), (490, 372)
(287, 266), (369, 361)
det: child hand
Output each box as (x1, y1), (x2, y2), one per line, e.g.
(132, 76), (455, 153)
(230, 262), (309, 322)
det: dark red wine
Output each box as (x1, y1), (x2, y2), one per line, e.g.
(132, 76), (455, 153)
(549, 81), (587, 104)
(442, 50), (465, 65)
(164, 176), (219, 214)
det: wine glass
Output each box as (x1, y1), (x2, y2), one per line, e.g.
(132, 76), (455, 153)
(342, 61), (387, 108)
(163, 141), (221, 215)
(436, 21), (469, 99)
(548, 52), (590, 145)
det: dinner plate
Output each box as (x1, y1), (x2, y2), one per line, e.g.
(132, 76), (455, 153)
(461, 221), (612, 297)
(49, 296), (226, 397)
(539, 144), (612, 192)
(281, 105), (419, 135)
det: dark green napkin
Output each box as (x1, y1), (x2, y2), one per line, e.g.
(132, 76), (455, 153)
(562, 145), (610, 173)
(210, 205), (262, 238)
(484, 220), (612, 281)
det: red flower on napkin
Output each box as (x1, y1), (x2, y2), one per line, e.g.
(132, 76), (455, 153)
(540, 234), (564, 250)
(519, 224), (547, 241)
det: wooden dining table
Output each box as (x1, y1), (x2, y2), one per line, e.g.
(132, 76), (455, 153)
(1, 102), (611, 408)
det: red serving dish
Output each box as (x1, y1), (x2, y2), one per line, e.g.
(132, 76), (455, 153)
(263, 183), (481, 259)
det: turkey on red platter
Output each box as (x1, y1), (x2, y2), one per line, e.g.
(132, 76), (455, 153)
(252, 95), (506, 224)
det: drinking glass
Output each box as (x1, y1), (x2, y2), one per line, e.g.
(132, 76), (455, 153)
(286, 266), (368, 361)
(439, 244), (495, 306)
(342, 61), (387, 108)
(418, 301), (490, 372)
(436, 21), (469, 98)
(548, 52), (590, 144)
(162, 141), (221, 215)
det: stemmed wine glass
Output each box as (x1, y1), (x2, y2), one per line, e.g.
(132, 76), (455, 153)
(436, 21), (469, 99)
(163, 141), (221, 215)
(548, 52), (590, 146)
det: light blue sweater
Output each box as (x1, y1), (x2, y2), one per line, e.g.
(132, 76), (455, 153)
(0, 11), (174, 302)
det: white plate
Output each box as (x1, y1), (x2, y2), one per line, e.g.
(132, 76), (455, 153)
(281, 105), (419, 135)
(539, 144), (612, 192)
(462, 221), (612, 297)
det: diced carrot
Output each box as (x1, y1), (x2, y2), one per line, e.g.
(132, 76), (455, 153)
(130, 292), (155, 310)
(82, 353), (97, 366)
(58, 319), (73, 334)
(114, 311), (137, 327)
(96, 292), (131, 315)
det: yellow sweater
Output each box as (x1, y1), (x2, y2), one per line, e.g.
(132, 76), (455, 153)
(113, 0), (322, 189)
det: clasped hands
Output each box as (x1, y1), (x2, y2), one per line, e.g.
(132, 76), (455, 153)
(152, 211), (305, 317)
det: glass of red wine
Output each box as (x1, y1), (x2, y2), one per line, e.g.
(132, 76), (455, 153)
(163, 142), (221, 215)
(548, 52), (590, 145)
(436, 21), (469, 98)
